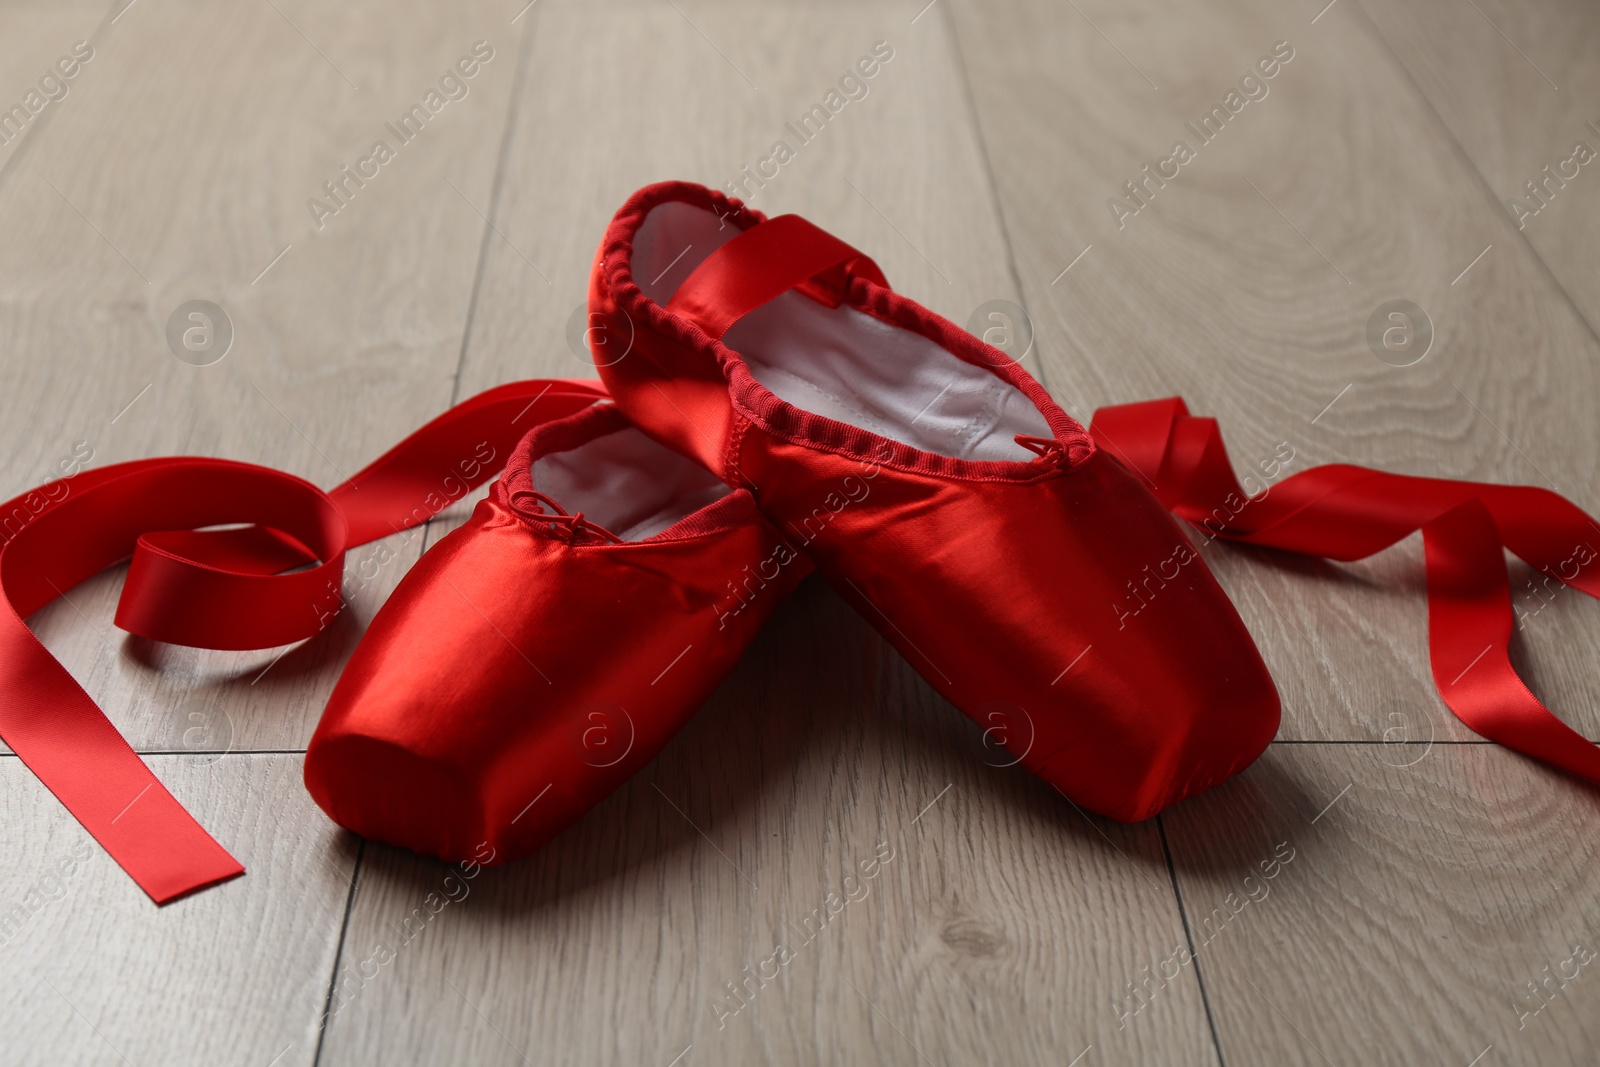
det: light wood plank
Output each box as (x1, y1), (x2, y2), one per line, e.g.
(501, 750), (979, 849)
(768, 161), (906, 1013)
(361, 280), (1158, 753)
(1346, 2), (1600, 727)
(946, 0), (1600, 741)
(1356, 0), (1600, 327)
(321, 581), (1214, 1066)
(451, 0), (1046, 403)
(1, 0), (528, 751)
(320, 4), (1213, 1063)
(0, 2), (109, 176)
(5, 2), (1595, 1066)
(1164, 742), (1600, 1066)
(0, 754), (357, 1067)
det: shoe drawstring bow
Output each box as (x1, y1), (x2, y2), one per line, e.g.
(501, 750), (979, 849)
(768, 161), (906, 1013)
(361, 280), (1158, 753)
(507, 488), (625, 545)
(1015, 434), (1066, 465)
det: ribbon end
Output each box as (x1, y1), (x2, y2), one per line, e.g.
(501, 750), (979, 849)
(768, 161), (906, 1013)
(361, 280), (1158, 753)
(149, 861), (247, 906)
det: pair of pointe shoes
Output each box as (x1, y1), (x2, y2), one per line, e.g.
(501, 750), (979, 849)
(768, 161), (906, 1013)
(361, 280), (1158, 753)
(305, 182), (1280, 864)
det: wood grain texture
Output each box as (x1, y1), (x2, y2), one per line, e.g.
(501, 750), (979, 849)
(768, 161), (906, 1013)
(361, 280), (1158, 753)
(1164, 742), (1600, 1067)
(1, 0), (1598, 1064)
(945, 0), (1600, 743)
(2, 0), (526, 753)
(0, 754), (357, 1067)
(319, 581), (1214, 1067)
(449, 0), (1048, 403)
(342, 0), (1054, 546)
(318, 3), (1212, 1064)
(1343, 0), (1600, 737)
(1356, 0), (1600, 327)
(0, 2), (108, 176)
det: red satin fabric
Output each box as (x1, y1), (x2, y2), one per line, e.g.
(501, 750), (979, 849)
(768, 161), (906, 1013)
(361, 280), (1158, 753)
(0, 379), (605, 902)
(6, 372), (1600, 901)
(305, 403), (808, 864)
(593, 181), (1600, 818)
(1092, 397), (1600, 782)
(739, 435), (1282, 820)
(670, 214), (887, 342)
(4, 216), (1600, 901)
(593, 182), (1282, 821)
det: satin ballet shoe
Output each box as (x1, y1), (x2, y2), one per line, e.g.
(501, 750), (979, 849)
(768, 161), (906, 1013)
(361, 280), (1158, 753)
(304, 401), (808, 863)
(588, 181), (1280, 821)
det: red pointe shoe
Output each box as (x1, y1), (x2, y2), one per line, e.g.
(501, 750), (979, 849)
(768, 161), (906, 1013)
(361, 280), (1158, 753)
(304, 402), (807, 863)
(589, 182), (1280, 821)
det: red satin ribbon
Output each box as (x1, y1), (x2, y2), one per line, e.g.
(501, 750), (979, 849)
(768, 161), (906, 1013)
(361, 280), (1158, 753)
(1091, 397), (1600, 781)
(0, 379), (606, 903)
(4, 381), (1597, 904)
(670, 214), (887, 340)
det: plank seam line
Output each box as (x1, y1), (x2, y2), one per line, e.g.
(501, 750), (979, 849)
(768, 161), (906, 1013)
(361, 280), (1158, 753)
(445, 4), (541, 411)
(1348, 0), (1600, 355)
(416, 3), (545, 570)
(311, 839), (366, 1067)
(1158, 814), (1230, 1067)
(939, 1), (1055, 394)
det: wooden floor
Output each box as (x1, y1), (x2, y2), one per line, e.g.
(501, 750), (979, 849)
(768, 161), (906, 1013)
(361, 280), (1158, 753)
(3, 0), (1599, 1063)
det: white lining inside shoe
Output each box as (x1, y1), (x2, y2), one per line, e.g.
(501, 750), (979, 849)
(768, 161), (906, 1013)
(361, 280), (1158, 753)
(534, 425), (731, 541)
(632, 201), (1051, 462)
